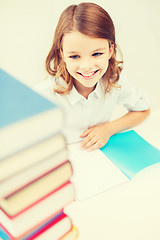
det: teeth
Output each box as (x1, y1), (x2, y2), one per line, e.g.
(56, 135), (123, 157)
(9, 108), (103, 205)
(81, 70), (98, 77)
(83, 74), (93, 77)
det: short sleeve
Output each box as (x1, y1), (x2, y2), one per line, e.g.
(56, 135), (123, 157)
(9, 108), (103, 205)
(117, 70), (150, 111)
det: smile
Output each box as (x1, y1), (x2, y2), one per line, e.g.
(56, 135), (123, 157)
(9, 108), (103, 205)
(77, 70), (99, 79)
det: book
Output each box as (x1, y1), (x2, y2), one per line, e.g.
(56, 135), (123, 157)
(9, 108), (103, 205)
(0, 181), (75, 238)
(60, 226), (79, 240)
(0, 225), (10, 240)
(0, 161), (73, 216)
(0, 212), (64, 240)
(23, 212), (72, 240)
(0, 212), (73, 240)
(0, 148), (67, 198)
(0, 68), (64, 159)
(68, 130), (160, 200)
(0, 133), (66, 183)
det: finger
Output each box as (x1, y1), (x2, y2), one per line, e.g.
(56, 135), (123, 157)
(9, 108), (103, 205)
(87, 142), (101, 151)
(81, 137), (97, 150)
(80, 128), (92, 138)
(80, 132), (95, 148)
(87, 140), (106, 151)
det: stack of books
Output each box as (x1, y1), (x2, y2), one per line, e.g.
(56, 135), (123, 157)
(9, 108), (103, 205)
(0, 69), (78, 240)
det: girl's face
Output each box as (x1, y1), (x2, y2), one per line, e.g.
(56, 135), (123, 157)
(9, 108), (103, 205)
(62, 31), (114, 94)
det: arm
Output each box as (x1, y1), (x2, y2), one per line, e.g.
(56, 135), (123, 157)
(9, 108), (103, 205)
(80, 108), (150, 151)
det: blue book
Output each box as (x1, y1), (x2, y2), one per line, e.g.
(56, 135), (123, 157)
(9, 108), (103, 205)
(100, 130), (160, 179)
(0, 69), (64, 159)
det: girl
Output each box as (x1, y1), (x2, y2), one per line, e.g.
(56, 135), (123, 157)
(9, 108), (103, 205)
(34, 2), (150, 151)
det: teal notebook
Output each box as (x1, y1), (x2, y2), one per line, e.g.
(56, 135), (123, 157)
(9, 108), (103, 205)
(100, 130), (160, 179)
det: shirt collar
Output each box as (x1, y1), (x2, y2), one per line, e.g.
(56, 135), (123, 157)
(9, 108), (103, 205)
(92, 80), (103, 98)
(67, 80), (103, 106)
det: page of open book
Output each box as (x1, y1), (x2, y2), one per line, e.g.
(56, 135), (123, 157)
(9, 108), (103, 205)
(67, 142), (129, 200)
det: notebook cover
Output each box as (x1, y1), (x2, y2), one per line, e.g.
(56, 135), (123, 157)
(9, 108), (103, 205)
(100, 130), (160, 179)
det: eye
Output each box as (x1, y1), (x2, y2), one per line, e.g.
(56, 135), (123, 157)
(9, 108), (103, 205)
(69, 55), (80, 59)
(92, 52), (103, 57)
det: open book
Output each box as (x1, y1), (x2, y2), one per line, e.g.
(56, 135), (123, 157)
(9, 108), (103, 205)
(68, 130), (160, 200)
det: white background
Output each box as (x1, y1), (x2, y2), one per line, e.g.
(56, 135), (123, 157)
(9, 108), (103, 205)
(0, 0), (160, 111)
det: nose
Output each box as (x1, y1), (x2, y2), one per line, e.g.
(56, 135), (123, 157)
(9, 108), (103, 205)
(79, 57), (93, 72)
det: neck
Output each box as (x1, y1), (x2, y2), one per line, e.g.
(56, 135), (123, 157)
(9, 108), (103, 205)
(73, 80), (96, 99)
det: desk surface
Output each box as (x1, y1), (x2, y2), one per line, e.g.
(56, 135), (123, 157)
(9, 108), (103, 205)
(65, 110), (160, 240)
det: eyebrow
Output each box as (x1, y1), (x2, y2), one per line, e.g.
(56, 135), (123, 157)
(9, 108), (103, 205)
(66, 51), (79, 54)
(93, 48), (106, 52)
(66, 48), (106, 54)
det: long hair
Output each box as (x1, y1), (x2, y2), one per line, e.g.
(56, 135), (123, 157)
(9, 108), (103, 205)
(46, 2), (123, 94)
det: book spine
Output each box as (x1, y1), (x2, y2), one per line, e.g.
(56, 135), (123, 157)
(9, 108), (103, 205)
(5, 160), (72, 198)
(0, 180), (73, 218)
(23, 212), (69, 240)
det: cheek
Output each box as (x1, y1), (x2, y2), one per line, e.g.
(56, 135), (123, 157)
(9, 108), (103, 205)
(66, 61), (77, 73)
(98, 58), (109, 70)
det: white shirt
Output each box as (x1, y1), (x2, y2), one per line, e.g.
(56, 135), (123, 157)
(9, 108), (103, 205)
(33, 70), (149, 143)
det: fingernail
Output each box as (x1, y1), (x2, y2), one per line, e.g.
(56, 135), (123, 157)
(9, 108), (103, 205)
(81, 145), (85, 150)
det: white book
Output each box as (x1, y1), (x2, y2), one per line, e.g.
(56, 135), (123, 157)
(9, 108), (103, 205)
(0, 148), (67, 197)
(0, 133), (66, 182)
(35, 215), (72, 240)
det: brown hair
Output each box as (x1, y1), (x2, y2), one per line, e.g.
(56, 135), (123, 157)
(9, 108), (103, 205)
(46, 2), (123, 94)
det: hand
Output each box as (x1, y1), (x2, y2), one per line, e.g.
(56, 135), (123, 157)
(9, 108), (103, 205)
(80, 122), (112, 151)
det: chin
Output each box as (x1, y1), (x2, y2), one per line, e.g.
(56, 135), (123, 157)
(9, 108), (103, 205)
(82, 81), (98, 88)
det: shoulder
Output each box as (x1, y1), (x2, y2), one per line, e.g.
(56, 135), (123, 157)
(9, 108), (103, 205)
(33, 77), (53, 92)
(32, 76), (55, 102)
(115, 69), (135, 95)
(32, 76), (70, 106)
(115, 69), (150, 110)
(117, 69), (128, 87)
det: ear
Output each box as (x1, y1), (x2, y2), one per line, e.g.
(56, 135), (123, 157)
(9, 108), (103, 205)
(109, 43), (114, 59)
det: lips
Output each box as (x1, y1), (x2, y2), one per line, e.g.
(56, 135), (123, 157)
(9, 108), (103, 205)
(77, 70), (99, 79)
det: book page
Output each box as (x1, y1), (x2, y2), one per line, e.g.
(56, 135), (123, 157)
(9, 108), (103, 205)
(68, 143), (129, 200)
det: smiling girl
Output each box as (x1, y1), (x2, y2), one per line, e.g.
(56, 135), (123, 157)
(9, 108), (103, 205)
(34, 2), (150, 151)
